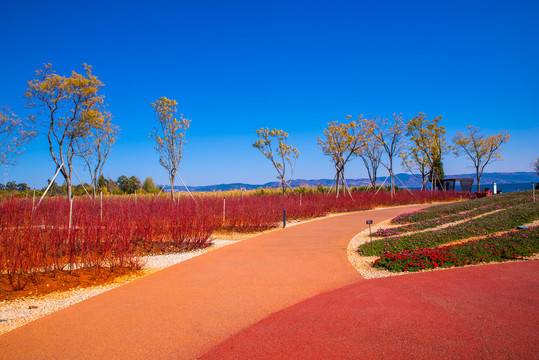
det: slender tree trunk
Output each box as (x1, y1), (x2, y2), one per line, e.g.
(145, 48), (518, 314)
(335, 169), (341, 197)
(366, 169), (374, 187)
(66, 177), (72, 199)
(92, 167), (100, 199)
(371, 165), (378, 188)
(389, 157), (395, 197)
(341, 166), (346, 197)
(170, 174), (175, 200)
(339, 168), (345, 197)
(281, 178), (285, 198)
(361, 157), (374, 188)
(391, 174), (395, 194)
(476, 169), (481, 192)
(60, 163), (73, 200)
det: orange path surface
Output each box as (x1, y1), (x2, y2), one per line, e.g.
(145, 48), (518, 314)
(0, 205), (428, 359)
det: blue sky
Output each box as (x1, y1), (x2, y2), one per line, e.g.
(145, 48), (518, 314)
(1, 0), (538, 188)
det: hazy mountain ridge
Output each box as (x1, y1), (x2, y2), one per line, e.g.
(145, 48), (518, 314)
(165, 172), (539, 192)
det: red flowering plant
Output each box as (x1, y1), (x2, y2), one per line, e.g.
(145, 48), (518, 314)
(373, 227), (539, 272)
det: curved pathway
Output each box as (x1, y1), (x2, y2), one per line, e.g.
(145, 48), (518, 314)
(0, 204), (428, 359)
(202, 260), (539, 359)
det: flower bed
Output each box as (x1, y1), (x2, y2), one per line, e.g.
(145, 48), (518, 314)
(373, 197), (528, 238)
(358, 200), (539, 256)
(372, 226), (539, 272)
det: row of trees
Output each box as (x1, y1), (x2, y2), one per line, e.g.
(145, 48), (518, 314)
(0, 62), (519, 199)
(0, 181), (29, 191)
(254, 114), (510, 195)
(0, 175), (163, 196)
(94, 175), (160, 195)
(1, 63), (188, 200)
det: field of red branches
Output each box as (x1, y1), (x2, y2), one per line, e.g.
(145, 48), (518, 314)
(0, 190), (461, 291)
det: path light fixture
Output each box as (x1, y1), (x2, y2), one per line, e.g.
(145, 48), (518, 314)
(366, 220), (373, 243)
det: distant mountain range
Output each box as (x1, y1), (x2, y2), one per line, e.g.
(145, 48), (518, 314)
(164, 172), (539, 192)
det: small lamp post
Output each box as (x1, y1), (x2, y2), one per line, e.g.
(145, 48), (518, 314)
(366, 220), (373, 243)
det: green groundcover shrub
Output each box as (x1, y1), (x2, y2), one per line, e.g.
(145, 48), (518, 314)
(390, 191), (531, 224)
(358, 201), (539, 256)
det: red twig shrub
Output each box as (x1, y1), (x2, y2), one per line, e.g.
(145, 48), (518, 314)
(0, 190), (461, 289)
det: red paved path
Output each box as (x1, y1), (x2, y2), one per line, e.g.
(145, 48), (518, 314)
(0, 205), (428, 359)
(202, 261), (539, 360)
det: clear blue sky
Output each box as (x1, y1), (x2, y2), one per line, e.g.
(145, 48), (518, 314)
(1, 0), (538, 188)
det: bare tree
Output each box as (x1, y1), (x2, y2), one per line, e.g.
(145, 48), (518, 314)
(77, 112), (119, 197)
(318, 117), (362, 197)
(253, 128), (300, 197)
(370, 114), (405, 197)
(453, 126), (510, 191)
(25, 63), (107, 199)
(0, 106), (34, 166)
(150, 97), (190, 200)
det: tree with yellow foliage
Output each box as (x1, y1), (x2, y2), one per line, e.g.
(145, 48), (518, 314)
(318, 117), (362, 196)
(26, 63), (107, 199)
(404, 113), (451, 190)
(253, 128), (299, 197)
(150, 97), (190, 200)
(453, 126), (510, 191)
(400, 144), (430, 190)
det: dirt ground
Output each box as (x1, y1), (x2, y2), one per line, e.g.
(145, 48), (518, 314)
(0, 268), (142, 301)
